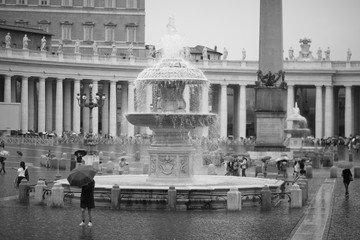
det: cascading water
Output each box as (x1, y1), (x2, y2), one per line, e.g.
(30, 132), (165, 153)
(126, 17), (216, 181)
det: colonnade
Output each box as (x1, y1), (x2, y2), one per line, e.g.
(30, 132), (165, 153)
(0, 74), (356, 139)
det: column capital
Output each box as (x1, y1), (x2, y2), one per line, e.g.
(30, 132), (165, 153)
(315, 84), (323, 88)
(220, 82), (228, 87)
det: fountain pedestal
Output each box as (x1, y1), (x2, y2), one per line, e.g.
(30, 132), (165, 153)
(147, 127), (194, 182)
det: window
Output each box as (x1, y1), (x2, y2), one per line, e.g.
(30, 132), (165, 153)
(15, 20), (29, 27)
(126, 23), (137, 42)
(61, 0), (72, 6)
(83, 22), (95, 41)
(39, 0), (49, 5)
(60, 21), (73, 40)
(126, 0), (137, 8)
(105, 23), (116, 42)
(104, 0), (115, 8)
(38, 20), (51, 32)
(17, 0), (28, 5)
(83, 0), (94, 7)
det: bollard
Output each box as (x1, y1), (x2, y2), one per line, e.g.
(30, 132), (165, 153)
(290, 184), (302, 208)
(261, 185), (271, 211)
(297, 176), (308, 205)
(109, 152), (116, 161)
(111, 184), (121, 209)
(312, 155), (320, 169)
(18, 179), (30, 203)
(208, 164), (217, 175)
(35, 178), (47, 204)
(168, 186), (177, 210)
(330, 166), (337, 178)
(305, 166), (313, 178)
(143, 163), (149, 174)
(255, 165), (262, 177)
(51, 183), (64, 207)
(354, 167), (360, 178)
(227, 188), (242, 211)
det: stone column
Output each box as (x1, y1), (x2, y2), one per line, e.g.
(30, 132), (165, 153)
(92, 80), (99, 135)
(73, 79), (81, 134)
(287, 84), (295, 118)
(38, 77), (46, 133)
(200, 84), (209, 137)
(345, 86), (353, 137)
(109, 81), (117, 136)
(239, 84), (247, 138)
(121, 83), (128, 135)
(21, 76), (29, 133)
(219, 83), (228, 138)
(45, 80), (53, 131)
(28, 78), (35, 131)
(101, 81), (109, 135)
(82, 82), (90, 133)
(233, 86), (240, 138)
(63, 80), (72, 132)
(324, 85), (334, 138)
(184, 85), (190, 113)
(4, 75), (11, 103)
(11, 78), (16, 102)
(315, 85), (323, 139)
(55, 78), (63, 136)
(127, 82), (135, 136)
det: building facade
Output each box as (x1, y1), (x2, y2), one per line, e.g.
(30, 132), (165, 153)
(0, 0), (146, 56)
(1, 43), (360, 139)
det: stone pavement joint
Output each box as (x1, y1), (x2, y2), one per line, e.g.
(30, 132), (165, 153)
(290, 178), (335, 240)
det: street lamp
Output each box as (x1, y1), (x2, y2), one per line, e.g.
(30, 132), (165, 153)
(77, 82), (106, 159)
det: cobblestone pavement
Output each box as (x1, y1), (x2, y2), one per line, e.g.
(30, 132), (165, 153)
(0, 144), (359, 240)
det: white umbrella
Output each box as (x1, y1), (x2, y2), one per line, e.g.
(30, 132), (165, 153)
(0, 150), (9, 157)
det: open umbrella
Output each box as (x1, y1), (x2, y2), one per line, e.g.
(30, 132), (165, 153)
(74, 149), (87, 157)
(334, 161), (353, 169)
(261, 156), (272, 163)
(223, 155), (234, 162)
(0, 150), (9, 157)
(67, 165), (97, 187)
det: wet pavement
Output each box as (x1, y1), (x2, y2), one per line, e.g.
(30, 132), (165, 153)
(0, 144), (360, 240)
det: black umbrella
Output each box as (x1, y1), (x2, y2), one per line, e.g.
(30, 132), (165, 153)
(67, 165), (97, 187)
(74, 149), (87, 157)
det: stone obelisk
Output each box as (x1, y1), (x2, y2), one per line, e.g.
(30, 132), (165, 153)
(255, 0), (287, 149)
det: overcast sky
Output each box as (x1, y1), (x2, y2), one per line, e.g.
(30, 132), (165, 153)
(145, 0), (360, 61)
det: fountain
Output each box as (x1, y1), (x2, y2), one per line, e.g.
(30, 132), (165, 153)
(57, 18), (284, 210)
(284, 103), (310, 148)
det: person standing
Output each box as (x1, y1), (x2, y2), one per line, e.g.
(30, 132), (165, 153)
(342, 169), (353, 196)
(240, 157), (248, 177)
(15, 161), (29, 187)
(80, 180), (95, 227)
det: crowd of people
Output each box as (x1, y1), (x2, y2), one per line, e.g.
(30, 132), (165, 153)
(224, 153), (250, 177)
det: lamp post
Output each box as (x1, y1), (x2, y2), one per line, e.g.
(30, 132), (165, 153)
(76, 82), (106, 165)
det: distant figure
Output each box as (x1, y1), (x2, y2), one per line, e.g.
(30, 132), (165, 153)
(325, 47), (331, 61)
(240, 156), (248, 177)
(57, 40), (63, 53)
(40, 36), (47, 51)
(317, 47), (322, 61)
(74, 40), (80, 54)
(242, 48), (246, 61)
(119, 158), (129, 174)
(111, 43), (117, 56)
(5, 33), (11, 48)
(202, 47), (208, 60)
(127, 42), (134, 57)
(223, 47), (228, 60)
(23, 34), (30, 49)
(93, 41), (98, 55)
(342, 169), (353, 196)
(0, 144), (7, 174)
(288, 47), (294, 60)
(79, 180), (95, 227)
(347, 48), (352, 62)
